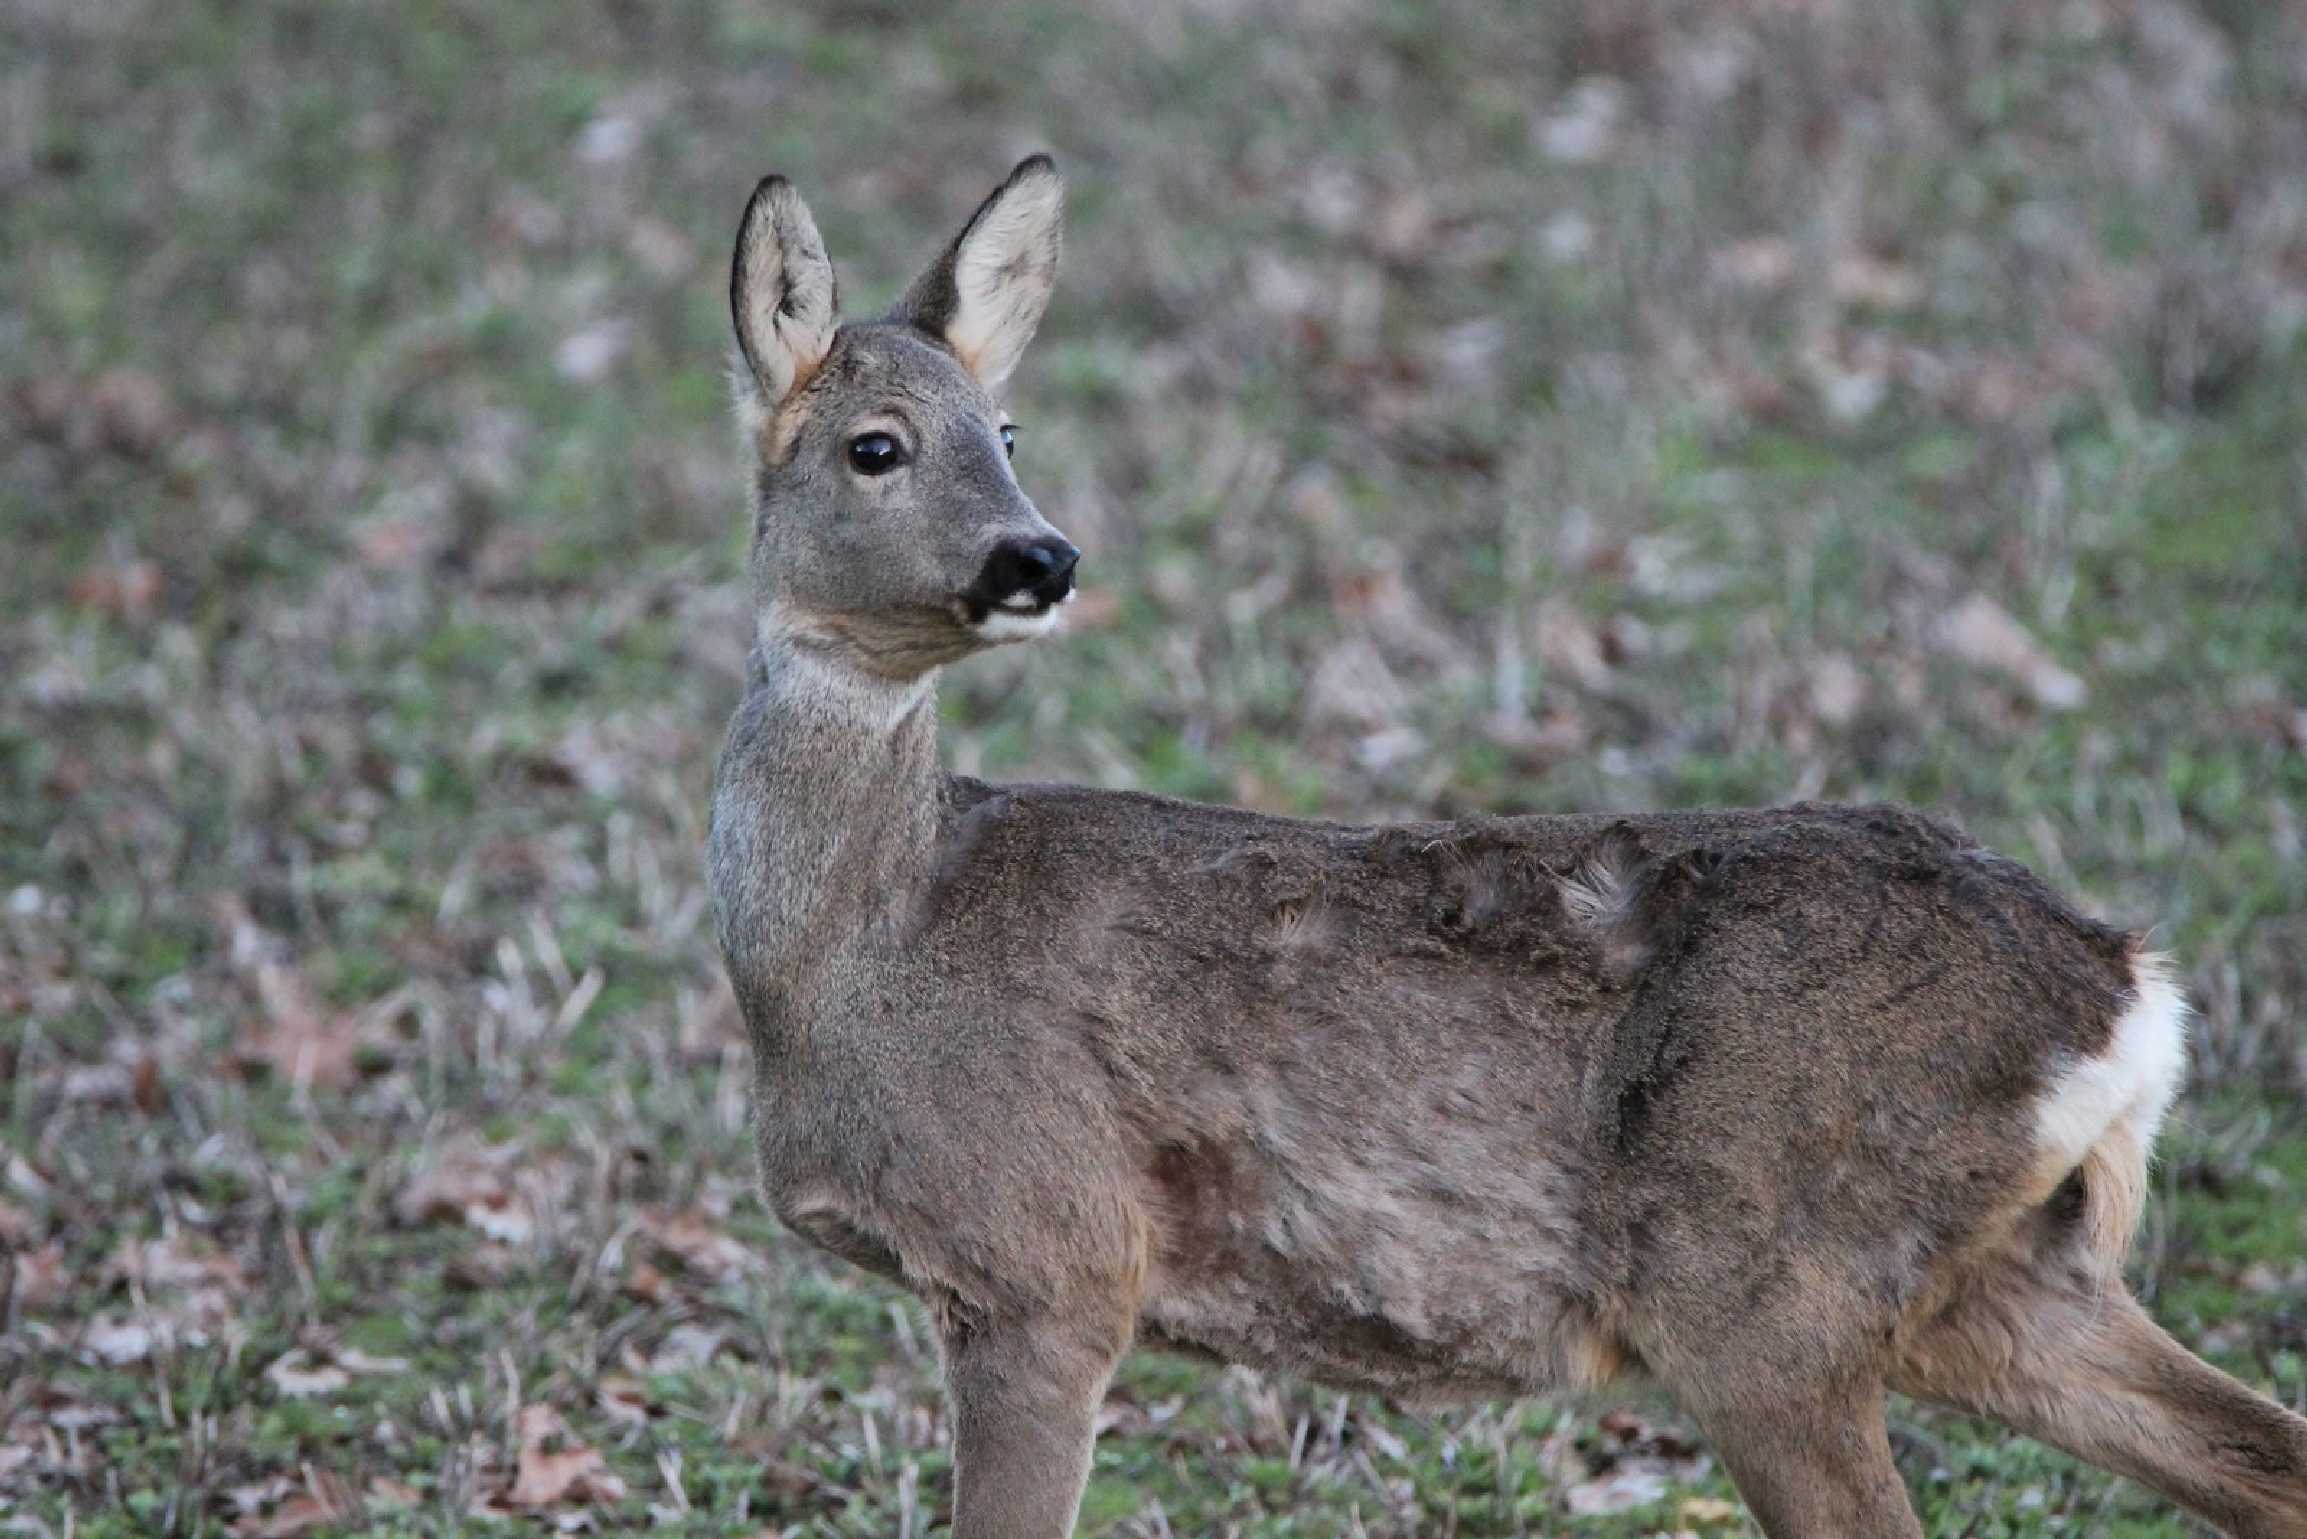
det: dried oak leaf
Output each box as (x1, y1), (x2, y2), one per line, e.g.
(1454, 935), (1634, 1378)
(394, 1141), (535, 1242)
(264, 1340), (408, 1399)
(595, 1374), (654, 1430)
(501, 1404), (628, 1510)
(0, 1197), (34, 1246)
(108, 1230), (246, 1292)
(639, 1207), (757, 1282)
(6, 1241), (69, 1310)
(1566, 1465), (1669, 1515)
(68, 558), (164, 622)
(81, 1314), (157, 1366)
(230, 1466), (358, 1538)
(235, 961), (364, 1091)
(620, 1257), (669, 1303)
(265, 1350), (350, 1399)
(1934, 594), (2086, 711)
(1681, 1495), (1745, 1526)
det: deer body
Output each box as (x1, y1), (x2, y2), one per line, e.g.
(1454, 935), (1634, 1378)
(708, 159), (2307, 1538)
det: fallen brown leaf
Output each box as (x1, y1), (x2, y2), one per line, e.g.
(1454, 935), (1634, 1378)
(1711, 235), (1795, 290)
(1934, 593), (2087, 710)
(647, 1323), (727, 1373)
(640, 1207), (757, 1281)
(1332, 557), (1475, 677)
(624, 214), (695, 278)
(1554, 1409), (1713, 1518)
(337, 1346), (412, 1376)
(81, 1314), (157, 1365)
(7, 1241), (69, 1310)
(2239, 1260), (2307, 1294)
(266, 1340), (412, 1399)
(726, 1438), (829, 1501)
(1597, 1408), (1707, 1473)
(1806, 652), (1869, 728)
(1566, 1465), (1668, 1515)
(447, 1242), (523, 1290)
(97, 1232), (245, 1346)
(109, 1230), (246, 1292)
(501, 1404), (628, 1510)
(351, 514), (446, 572)
(1534, 598), (1616, 692)
(368, 1476), (423, 1509)
(86, 367), (176, 456)
(237, 961), (363, 1091)
(596, 1374), (653, 1430)
(1831, 253), (1922, 311)
(237, 1496), (342, 1538)
(231, 1466), (358, 1538)
(395, 1140), (535, 1242)
(265, 1350), (350, 1398)
(22, 1381), (120, 1433)
(1303, 637), (1409, 734)
(132, 1052), (165, 1114)
(227, 1477), (296, 1517)
(621, 1257), (669, 1303)
(68, 559), (164, 622)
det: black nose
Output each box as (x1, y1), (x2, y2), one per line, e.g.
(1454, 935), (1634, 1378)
(976, 536), (1080, 609)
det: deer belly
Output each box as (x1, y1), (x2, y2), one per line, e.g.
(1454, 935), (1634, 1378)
(1135, 1136), (1618, 1399)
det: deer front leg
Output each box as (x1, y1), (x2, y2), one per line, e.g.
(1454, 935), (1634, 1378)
(1690, 1376), (1923, 1539)
(942, 1312), (1127, 1539)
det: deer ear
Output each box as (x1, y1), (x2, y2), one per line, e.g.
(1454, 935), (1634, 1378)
(893, 155), (1063, 397)
(731, 175), (840, 412)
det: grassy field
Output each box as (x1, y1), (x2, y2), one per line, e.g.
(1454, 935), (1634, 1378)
(5, 0), (2306, 1534)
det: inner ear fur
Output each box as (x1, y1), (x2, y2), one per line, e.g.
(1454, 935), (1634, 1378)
(891, 154), (1063, 396)
(731, 174), (841, 412)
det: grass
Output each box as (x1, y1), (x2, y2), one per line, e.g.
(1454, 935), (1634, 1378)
(4, 0), (2306, 1533)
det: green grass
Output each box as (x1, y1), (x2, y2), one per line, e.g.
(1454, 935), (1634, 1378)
(5, 0), (2307, 1533)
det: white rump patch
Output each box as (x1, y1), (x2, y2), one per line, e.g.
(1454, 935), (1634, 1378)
(2029, 951), (2189, 1196)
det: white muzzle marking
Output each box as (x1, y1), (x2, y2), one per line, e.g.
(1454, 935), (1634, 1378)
(970, 587), (1073, 642)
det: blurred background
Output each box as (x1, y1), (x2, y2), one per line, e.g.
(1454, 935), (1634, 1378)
(5, 1), (2305, 1533)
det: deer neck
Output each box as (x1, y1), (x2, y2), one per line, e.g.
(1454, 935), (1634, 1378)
(715, 626), (945, 1044)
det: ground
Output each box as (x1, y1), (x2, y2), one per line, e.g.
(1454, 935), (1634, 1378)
(4, 1), (2305, 1535)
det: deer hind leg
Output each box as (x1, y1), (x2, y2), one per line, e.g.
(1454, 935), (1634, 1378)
(940, 1310), (1128, 1539)
(1897, 1270), (2307, 1537)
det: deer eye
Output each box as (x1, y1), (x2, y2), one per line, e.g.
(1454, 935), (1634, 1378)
(847, 432), (905, 475)
(999, 424), (1017, 459)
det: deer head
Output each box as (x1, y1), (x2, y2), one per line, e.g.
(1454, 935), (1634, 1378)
(729, 156), (1076, 680)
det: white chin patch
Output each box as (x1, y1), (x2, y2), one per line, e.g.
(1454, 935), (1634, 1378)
(970, 589), (1071, 642)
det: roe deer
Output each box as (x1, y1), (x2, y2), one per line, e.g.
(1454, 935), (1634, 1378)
(707, 156), (2307, 1537)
